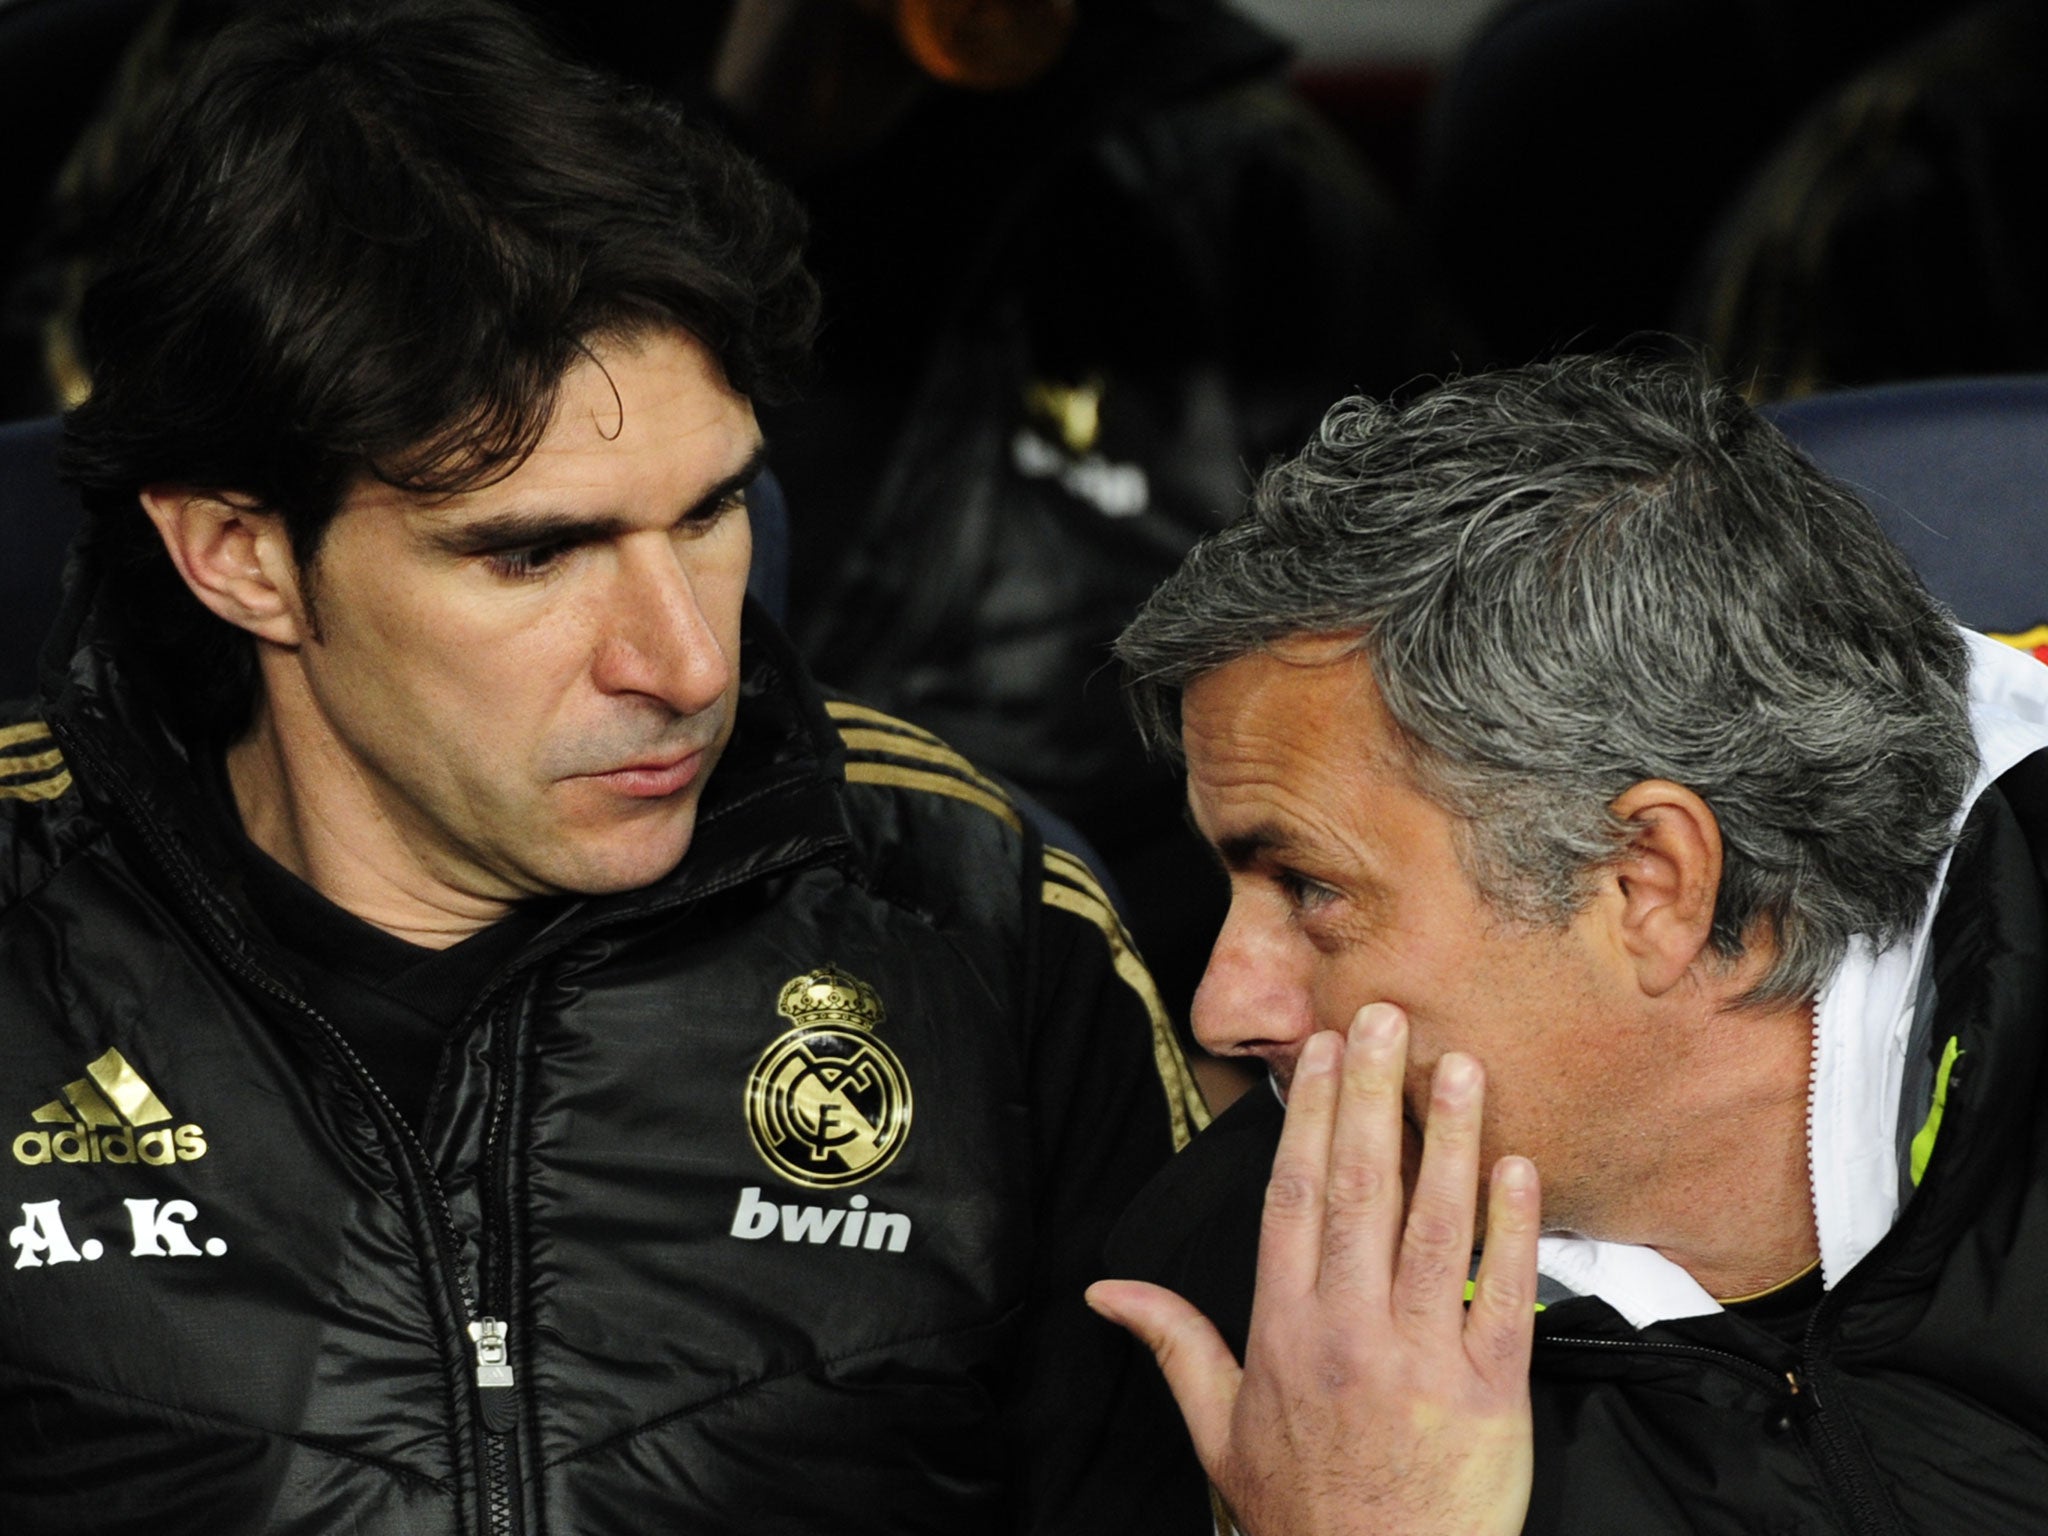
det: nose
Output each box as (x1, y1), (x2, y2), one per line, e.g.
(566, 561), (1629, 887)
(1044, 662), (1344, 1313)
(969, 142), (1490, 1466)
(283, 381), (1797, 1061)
(1188, 891), (1319, 1074)
(591, 525), (747, 717)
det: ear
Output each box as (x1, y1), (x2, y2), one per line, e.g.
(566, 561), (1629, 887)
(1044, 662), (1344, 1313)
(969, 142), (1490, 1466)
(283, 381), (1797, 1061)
(1602, 779), (1722, 997)
(138, 487), (311, 647)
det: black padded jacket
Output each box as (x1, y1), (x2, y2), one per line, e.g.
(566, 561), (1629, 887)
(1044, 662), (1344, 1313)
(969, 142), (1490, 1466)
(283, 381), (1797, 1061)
(1111, 754), (2048, 1534)
(0, 587), (1211, 1535)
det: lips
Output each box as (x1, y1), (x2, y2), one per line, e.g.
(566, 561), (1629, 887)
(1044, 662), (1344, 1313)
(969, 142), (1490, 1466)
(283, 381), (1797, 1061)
(581, 747), (705, 799)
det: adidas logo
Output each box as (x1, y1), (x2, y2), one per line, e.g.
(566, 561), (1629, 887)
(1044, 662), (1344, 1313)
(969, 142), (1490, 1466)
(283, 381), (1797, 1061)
(728, 1186), (912, 1253)
(12, 1048), (207, 1167)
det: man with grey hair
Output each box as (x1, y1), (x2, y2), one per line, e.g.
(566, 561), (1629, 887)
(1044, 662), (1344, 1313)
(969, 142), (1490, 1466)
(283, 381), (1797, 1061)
(1085, 353), (2048, 1534)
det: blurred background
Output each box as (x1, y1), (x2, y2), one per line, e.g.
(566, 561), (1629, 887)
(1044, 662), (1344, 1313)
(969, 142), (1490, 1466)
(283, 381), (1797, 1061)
(4, 0), (2043, 1103)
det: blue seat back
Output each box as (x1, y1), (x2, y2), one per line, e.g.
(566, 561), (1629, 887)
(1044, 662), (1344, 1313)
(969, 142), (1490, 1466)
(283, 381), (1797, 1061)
(1764, 376), (2048, 635)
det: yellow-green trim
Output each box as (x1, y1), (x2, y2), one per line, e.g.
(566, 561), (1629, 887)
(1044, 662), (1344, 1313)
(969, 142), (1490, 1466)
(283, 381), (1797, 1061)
(1909, 1036), (1963, 1187)
(0, 721), (53, 752)
(1460, 1277), (1545, 1312)
(0, 747), (64, 775)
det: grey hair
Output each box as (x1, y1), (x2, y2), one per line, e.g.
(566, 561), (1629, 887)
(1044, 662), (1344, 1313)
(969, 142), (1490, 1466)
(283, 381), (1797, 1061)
(1117, 353), (1977, 1007)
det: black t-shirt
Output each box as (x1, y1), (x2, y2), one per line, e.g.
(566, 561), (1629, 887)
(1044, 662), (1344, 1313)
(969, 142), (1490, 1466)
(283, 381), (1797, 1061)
(1720, 1260), (1825, 1344)
(201, 749), (564, 1131)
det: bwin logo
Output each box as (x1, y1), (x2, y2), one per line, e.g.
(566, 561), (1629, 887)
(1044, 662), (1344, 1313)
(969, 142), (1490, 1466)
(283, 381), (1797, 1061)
(728, 1186), (912, 1253)
(13, 1048), (207, 1167)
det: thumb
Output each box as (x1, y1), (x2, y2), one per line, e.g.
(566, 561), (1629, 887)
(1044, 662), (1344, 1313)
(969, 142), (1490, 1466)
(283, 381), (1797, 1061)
(1086, 1278), (1244, 1474)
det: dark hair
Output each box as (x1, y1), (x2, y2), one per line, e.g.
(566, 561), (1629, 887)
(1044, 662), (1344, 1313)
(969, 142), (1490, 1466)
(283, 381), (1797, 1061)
(60, 0), (818, 734)
(1118, 353), (1976, 1007)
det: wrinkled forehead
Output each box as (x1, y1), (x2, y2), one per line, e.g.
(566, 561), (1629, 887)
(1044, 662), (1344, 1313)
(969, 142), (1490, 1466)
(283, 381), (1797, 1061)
(1178, 634), (1398, 762)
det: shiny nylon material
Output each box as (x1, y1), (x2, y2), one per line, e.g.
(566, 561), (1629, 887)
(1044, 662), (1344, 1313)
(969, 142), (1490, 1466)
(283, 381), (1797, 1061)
(0, 598), (1204, 1534)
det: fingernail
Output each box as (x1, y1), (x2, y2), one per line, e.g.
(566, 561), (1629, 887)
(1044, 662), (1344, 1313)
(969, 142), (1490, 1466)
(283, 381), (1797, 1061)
(1494, 1156), (1536, 1194)
(1299, 1031), (1341, 1075)
(1351, 1003), (1402, 1046)
(1436, 1053), (1480, 1098)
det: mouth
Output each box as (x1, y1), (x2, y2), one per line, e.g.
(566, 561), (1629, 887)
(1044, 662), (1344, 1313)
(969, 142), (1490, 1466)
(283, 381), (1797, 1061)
(576, 747), (707, 800)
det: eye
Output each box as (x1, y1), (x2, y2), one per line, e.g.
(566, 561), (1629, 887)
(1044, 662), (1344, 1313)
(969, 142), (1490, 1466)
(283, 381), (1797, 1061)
(482, 539), (578, 581)
(681, 487), (749, 532)
(1274, 867), (1339, 915)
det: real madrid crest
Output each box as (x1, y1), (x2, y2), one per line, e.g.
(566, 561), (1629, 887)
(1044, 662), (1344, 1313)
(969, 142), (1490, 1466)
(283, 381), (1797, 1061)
(746, 965), (913, 1189)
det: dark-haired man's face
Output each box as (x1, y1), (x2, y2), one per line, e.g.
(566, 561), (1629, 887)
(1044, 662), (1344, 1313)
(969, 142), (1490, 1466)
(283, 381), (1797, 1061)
(235, 327), (758, 934)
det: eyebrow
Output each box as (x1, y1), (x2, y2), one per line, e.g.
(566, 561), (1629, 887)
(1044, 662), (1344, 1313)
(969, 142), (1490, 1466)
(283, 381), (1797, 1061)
(1182, 800), (1298, 872)
(1214, 827), (1296, 869)
(426, 442), (770, 555)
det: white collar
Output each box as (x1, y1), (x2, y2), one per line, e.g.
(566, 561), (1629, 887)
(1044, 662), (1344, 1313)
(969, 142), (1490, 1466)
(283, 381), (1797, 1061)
(1537, 628), (2048, 1328)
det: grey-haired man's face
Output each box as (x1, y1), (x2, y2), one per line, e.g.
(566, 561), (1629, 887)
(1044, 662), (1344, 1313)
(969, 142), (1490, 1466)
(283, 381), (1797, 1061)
(1180, 638), (1674, 1236)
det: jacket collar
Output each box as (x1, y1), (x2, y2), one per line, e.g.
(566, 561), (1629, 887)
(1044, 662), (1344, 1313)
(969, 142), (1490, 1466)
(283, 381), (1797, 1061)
(1538, 631), (2048, 1326)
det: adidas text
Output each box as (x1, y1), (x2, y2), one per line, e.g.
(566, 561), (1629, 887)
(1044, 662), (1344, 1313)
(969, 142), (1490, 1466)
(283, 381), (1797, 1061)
(13, 1125), (207, 1166)
(728, 1185), (911, 1253)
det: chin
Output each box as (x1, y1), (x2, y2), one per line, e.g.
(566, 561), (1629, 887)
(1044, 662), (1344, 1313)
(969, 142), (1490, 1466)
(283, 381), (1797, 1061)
(541, 820), (699, 897)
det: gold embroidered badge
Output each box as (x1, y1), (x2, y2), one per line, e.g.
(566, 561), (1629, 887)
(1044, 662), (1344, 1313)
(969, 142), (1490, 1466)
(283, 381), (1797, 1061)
(746, 966), (913, 1189)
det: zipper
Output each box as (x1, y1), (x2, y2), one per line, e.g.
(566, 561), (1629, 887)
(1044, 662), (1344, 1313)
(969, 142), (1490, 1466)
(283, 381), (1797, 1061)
(54, 724), (519, 1535)
(51, 714), (842, 1535)
(1796, 1364), (1903, 1536)
(469, 987), (526, 1535)
(1794, 1294), (1910, 1536)
(1535, 1332), (1802, 1398)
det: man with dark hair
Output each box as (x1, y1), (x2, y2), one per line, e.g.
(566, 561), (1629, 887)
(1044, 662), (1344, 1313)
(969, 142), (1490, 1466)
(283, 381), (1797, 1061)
(1087, 354), (2048, 1533)
(0, 3), (1206, 1531)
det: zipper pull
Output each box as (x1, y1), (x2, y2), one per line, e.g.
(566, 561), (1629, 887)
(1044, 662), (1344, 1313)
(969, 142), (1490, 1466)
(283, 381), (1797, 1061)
(468, 1317), (518, 1433)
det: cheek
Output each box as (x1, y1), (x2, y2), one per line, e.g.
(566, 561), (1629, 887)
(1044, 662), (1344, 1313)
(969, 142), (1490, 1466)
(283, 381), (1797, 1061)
(327, 597), (575, 756)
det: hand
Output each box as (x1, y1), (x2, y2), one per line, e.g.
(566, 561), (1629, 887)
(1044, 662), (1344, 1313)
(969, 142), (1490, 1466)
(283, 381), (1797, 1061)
(1087, 1003), (1540, 1536)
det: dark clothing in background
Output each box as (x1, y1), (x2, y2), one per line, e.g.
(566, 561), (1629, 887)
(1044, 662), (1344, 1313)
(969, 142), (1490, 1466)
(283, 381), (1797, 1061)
(1680, 0), (2048, 398)
(1421, 0), (1980, 365)
(768, 0), (1470, 1017)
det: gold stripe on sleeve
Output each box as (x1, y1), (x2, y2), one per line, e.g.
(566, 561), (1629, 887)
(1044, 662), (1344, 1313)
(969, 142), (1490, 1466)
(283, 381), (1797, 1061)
(843, 761), (1025, 832)
(0, 769), (72, 803)
(1042, 845), (1118, 914)
(837, 729), (1012, 800)
(1041, 876), (1210, 1150)
(824, 699), (944, 743)
(0, 721), (53, 752)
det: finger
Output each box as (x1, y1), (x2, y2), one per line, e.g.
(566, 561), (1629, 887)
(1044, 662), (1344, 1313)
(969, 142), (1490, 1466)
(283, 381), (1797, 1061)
(1258, 1027), (1342, 1299)
(1315, 1003), (1410, 1299)
(1085, 1279), (1245, 1476)
(1391, 1051), (1485, 1333)
(1464, 1156), (1541, 1394)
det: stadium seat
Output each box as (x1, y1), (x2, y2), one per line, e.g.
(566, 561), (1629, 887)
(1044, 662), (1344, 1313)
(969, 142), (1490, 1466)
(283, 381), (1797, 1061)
(0, 415), (81, 700)
(1765, 375), (2048, 636)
